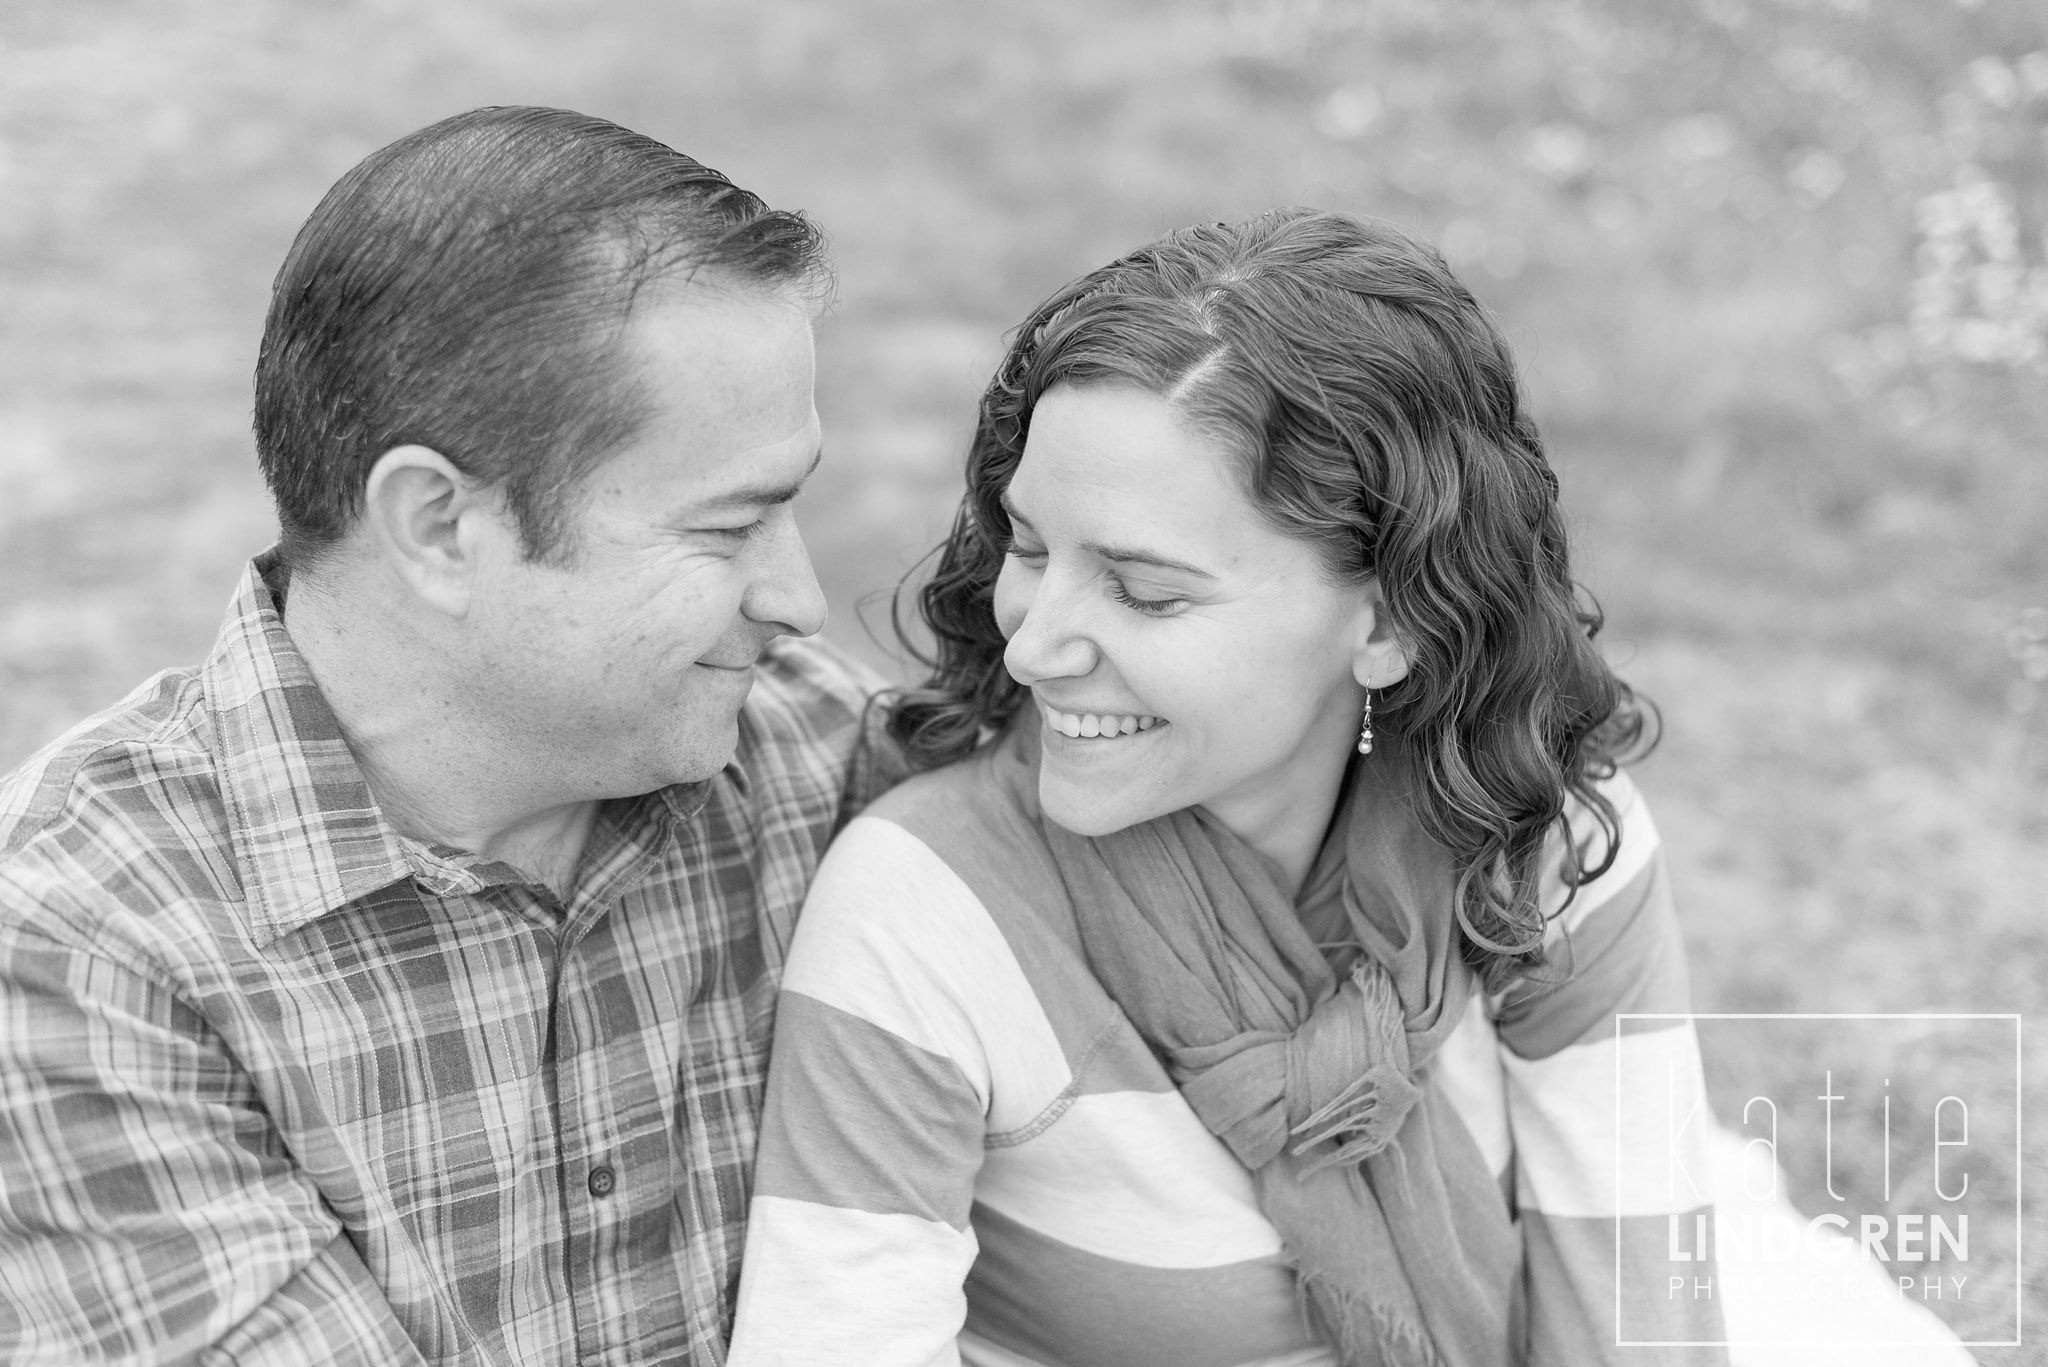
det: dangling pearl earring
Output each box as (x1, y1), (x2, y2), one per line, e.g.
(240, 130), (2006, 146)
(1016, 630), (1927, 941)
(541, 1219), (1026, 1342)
(1356, 689), (1374, 756)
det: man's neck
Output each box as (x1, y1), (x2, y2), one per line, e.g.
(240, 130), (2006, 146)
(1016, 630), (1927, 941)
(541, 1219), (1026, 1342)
(442, 801), (601, 904)
(280, 569), (599, 901)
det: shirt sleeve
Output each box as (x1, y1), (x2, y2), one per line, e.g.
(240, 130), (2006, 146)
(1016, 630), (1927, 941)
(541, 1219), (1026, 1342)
(0, 916), (425, 1366)
(727, 817), (993, 1367)
(744, 635), (906, 838)
(1490, 772), (1729, 1366)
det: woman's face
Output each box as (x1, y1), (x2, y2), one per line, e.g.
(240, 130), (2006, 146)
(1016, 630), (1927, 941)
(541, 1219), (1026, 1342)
(994, 382), (1385, 856)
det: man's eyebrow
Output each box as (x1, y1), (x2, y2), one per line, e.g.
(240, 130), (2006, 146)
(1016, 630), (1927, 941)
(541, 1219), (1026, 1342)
(695, 444), (825, 512)
(1001, 494), (1217, 580)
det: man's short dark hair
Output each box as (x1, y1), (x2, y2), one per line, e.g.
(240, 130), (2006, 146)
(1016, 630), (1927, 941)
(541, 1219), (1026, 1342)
(253, 105), (828, 567)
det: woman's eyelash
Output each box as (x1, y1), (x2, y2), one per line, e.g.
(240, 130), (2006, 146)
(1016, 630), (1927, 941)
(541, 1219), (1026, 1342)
(1109, 579), (1182, 616)
(1005, 542), (1180, 615)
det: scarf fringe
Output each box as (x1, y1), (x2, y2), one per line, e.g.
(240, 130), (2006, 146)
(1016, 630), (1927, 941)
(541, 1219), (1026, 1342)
(1298, 1267), (1445, 1367)
(1290, 1061), (1420, 1176)
(1287, 959), (1422, 1177)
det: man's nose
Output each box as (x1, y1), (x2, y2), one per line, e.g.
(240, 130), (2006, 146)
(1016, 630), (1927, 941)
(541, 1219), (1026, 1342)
(1001, 577), (1098, 686)
(745, 508), (827, 638)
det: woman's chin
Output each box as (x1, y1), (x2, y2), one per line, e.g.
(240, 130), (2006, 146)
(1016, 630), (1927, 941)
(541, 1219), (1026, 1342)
(1036, 775), (1161, 839)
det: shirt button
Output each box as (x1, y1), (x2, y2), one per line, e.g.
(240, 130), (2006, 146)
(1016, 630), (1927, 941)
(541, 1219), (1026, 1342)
(587, 1164), (617, 1197)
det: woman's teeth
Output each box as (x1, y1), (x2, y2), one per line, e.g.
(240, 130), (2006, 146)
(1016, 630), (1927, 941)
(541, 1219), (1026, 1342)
(1042, 705), (1162, 739)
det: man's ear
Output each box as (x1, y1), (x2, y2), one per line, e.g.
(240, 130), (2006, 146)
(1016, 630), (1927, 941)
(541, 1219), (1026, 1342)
(359, 445), (498, 618)
(1350, 578), (1411, 690)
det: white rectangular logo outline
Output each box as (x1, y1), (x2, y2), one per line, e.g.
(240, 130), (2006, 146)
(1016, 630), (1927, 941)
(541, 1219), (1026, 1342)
(1609, 1011), (2022, 1349)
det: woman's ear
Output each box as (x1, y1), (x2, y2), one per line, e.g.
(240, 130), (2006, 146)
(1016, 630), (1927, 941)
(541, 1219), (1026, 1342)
(1349, 578), (1411, 690)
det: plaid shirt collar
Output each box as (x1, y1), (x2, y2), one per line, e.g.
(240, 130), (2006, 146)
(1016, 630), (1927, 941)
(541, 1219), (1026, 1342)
(204, 550), (717, 947)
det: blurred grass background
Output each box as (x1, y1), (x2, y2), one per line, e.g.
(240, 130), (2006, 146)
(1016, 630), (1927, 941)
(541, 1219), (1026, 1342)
(1, 0), (2042, 1354)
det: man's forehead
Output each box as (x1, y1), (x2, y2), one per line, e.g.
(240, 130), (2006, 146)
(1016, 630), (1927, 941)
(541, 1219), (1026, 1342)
(622, 403), (822, 532)
(629, 282), (811, 398)
(627, 271), (816, 345)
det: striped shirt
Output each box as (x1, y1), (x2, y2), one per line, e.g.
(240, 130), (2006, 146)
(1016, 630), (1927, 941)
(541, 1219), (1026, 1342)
(729, 744), (1727, 1367)
(0, 552), (891, 1366)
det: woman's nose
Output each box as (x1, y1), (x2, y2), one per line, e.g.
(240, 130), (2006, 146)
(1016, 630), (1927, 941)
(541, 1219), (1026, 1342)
(1000, 577), (1099, 686)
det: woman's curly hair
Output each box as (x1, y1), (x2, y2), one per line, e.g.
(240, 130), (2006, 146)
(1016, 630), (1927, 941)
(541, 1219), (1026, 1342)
(889, 208), (1654, 993)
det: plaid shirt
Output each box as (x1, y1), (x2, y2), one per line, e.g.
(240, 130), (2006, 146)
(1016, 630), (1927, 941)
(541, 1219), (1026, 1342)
(0, 553), (896, 1366)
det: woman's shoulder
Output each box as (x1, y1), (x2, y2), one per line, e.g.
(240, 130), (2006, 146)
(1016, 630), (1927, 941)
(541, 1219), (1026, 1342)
(1491, 766), (1692, 1055)
(801, 741), (1057, 948)
(1541, 765), (1662, 933)
(797, 747), (1102, 1025)
(793, 814), (1000, 976)
(863, 748), (1006, 826)
(790, 794), (1123, 1115)
(861, 742), (1057, 874)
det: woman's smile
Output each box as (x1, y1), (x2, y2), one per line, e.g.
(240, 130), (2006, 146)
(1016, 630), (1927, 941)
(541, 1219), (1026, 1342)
(1036, 696), (1164, 739)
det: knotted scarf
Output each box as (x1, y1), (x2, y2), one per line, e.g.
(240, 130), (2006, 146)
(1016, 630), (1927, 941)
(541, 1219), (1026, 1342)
(1008, 722), (1520, 1366)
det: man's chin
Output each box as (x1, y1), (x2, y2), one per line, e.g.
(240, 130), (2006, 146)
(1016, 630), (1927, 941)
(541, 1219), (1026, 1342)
(648, 716), (745, 791)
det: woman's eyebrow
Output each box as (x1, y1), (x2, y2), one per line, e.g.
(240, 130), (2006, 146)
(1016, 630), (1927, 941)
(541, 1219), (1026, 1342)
(1085, 539), (1216, 579)
(1000, 494), (1216, 580)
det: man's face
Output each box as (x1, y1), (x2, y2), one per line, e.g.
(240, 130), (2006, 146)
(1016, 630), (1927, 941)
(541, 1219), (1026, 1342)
(465, 283), (827, 800)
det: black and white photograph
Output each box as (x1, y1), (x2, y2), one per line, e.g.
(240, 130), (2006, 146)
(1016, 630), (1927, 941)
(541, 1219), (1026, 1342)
(1, 2), (2042, 1363)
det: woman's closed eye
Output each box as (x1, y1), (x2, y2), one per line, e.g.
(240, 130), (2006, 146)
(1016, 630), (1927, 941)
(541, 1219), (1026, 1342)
(1005, 540), (1184, 616)
(1108, 576), (1185, 616)
(1002, 536), (1048, 564)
